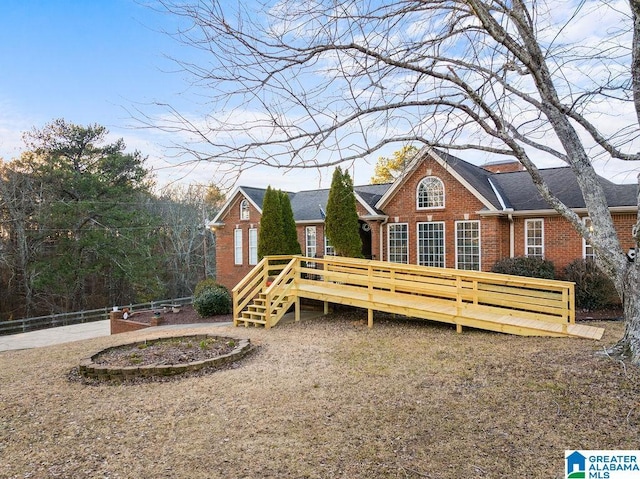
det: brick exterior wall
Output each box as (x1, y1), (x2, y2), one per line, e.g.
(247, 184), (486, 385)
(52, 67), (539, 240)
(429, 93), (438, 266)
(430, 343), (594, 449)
(379, 159), (489, 268)
(215, 195), (264, 289)
(512, 213), (636, 274)
(109, 311), (151, 335)
(482, 161), (526, 173)
(213, 157), (637, 289)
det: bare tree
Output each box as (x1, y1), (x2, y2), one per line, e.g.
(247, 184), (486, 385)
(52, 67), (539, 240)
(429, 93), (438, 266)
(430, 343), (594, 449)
(0, 162), (42, 318)
(151, 184), (221, 297)
(150, 0), (640, 362)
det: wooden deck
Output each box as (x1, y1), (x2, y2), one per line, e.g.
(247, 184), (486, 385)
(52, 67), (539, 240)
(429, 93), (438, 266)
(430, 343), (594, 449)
(232, 255), (604, 340)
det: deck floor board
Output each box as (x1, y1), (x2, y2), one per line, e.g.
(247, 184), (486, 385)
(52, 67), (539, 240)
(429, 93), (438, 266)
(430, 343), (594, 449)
(294, 281), (604, 340)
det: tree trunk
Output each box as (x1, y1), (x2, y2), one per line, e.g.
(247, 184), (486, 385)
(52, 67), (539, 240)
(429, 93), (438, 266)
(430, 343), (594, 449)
(611, 263), (640, 364)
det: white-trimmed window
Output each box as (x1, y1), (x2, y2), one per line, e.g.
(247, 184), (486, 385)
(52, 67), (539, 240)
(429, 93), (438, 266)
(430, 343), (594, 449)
(417, 222), (445, 267)
(455, 220), (480, 270)
(234, 228), (243, 265)
(324, 234), (336, 256)
(417, 176), (445, 209)
(248, 228), (258, 265)
(525, 219), (544, 258)
(388, 223), (409, 263)
(305, 226), (317, 258)
(583, 217), (595, 261)
(240, 199), (250, 220)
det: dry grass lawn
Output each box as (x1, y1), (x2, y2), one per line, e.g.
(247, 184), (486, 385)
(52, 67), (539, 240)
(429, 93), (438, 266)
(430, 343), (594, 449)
(0, 312), (638, 478)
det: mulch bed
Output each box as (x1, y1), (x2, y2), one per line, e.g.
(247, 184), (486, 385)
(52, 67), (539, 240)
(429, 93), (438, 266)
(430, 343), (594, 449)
(576, 306), (623, 321)
(124, 304), (232, 326)
(92, 336), (237, 368)
(125, 303), (622, 326)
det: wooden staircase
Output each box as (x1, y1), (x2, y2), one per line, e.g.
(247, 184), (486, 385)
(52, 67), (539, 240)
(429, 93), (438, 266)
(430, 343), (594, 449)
(233, 255), (298, 329)
(237, 291), (294, 327)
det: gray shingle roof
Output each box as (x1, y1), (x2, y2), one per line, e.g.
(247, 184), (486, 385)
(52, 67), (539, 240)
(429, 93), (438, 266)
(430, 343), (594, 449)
(240, 186), (268, 210)
(434, 150), (503, 210)
(289, 183), (392, 221)
(490, 167), (637, 210)
(229, 156), (635, 223)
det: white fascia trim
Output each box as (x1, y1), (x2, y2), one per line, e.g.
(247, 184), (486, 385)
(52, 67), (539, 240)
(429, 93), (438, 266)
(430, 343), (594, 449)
(487, 178), (508, 210)
(209, 186), (264, 226)
(429, 149), (498, 212)
(361, 214), (388, 221)
(478, 205), (638, 217)
(354, 191), (379, 216)
(238, 187), (264, 213)
(296, 214), (388, 225)
(296, 219), (324, 225)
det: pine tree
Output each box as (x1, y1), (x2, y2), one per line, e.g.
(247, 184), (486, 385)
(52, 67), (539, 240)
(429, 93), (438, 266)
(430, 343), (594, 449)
(257, 186), (284, 260)
(325, 167), (362, 257)
(280, 190), (301, 255)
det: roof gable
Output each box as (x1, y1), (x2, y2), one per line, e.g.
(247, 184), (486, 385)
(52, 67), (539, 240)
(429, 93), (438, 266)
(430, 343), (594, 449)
(211, 183), (390, 225)
(375, 147), (502, 211)
(210, 153), (637, 227)
(210, 186), (268, 225)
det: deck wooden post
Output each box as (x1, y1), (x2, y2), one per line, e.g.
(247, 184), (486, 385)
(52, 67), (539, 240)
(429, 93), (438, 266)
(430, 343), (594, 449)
(368, 309), (373, 328)
(233, 291), (239, 327)
(456, 323), (462, 334)
(265, 291), (271, 330)
(295, 297), (300, 322)
(324, 301), (329, 315)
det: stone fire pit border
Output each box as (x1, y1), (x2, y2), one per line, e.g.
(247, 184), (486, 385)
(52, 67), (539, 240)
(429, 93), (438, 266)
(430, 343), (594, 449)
(78, 334), (252, 381)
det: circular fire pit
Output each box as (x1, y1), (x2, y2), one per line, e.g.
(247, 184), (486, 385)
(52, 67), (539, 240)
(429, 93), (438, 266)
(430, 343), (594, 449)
(78, 334), (252, 381)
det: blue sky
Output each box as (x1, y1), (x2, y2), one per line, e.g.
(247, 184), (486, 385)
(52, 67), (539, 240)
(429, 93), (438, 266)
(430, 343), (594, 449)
(1, 1), (637, 190)
(1, 1), (166, 139)
(0, 0), (343, 190)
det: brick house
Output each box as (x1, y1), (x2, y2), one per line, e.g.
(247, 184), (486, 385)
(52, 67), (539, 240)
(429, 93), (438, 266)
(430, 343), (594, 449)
(209, 148), (638, 289)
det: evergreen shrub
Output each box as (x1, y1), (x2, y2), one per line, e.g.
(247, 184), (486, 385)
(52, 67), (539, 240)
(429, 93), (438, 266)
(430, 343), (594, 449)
(491, 256), (556, 279)
(193, 287), (232, 317)
(194, 278), (229, 297)
(563, 259), (618, 311)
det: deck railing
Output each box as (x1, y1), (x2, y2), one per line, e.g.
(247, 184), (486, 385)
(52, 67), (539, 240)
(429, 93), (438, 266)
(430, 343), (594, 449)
(232, 255), (297, 327)
(234, 255), (576, 331)
(309, 255), (575, 325)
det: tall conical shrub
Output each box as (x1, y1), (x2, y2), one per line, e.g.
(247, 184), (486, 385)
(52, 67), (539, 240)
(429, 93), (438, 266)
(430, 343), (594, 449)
(325, 167), (362, 257)
(280, 190), (301, 255)
(258, 186), (284, 260)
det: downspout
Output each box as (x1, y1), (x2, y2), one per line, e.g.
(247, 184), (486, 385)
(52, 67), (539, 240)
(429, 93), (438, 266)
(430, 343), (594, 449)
(488, 178), (514, 259)
(378, 216), (389, 261)
(509, 213), (514, 258)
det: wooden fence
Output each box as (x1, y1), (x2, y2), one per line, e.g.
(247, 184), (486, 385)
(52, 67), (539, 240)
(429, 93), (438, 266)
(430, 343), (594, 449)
(0, 297), (193, 336)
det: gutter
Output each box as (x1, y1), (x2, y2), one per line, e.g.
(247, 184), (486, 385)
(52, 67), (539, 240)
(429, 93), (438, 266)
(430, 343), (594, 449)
(479, 205), (638, 217)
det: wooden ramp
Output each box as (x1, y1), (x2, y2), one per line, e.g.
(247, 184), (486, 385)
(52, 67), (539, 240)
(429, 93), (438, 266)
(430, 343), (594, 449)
(232, 255), (604, 340)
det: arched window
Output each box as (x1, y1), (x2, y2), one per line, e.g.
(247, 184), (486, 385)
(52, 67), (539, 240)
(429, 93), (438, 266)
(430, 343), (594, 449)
(417, 177), (445, 209)
(240, 199), (250, 220)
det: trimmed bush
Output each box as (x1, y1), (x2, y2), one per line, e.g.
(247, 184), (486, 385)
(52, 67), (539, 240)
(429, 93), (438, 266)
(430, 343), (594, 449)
(193, 287), (232, 317)
(491, 256), (555, 279)
(563, 259), (618, 311)
(194, 278), (229, 298)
